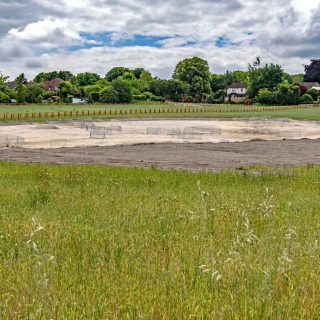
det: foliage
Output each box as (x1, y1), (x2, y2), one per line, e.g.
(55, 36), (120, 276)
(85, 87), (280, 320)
(58, 81), (73, 103)
(34, 71), (75, 83)
(275, 82), (300, 105)
(15, 73), (27, 103)
(132, 68), (145, 79)
(247, 63), (284, 98)
(256, 88), (276, 104)
(299, 94), (314, 104)
(25, 83), (45, 103)
(76, 72), (101, 86)
(132, 94), (147, 101)
(88, 92), (100, 103)
(307, 89), (320, 101)
(304, 59), (320, 82)
(111, 79), (132, 102)
(139, 70), (153, 91)
(150, 95), (165, 102)
(105, 67), (130, 82)
(84, 85), (103, 97)
(0, 91), (10, 103)
(173, 57), (212, 102)
(99, 86), (119, 103)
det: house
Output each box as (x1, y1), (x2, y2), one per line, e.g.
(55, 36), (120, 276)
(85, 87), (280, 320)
(295, 82), (320, 92)
(226, 83), (247, 97)
(44, 78), (63, 91)
(5, 79), (28, 90)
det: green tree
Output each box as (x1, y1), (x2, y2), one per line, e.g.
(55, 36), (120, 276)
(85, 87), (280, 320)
(0, 91), (10, 103)
(76, 72), (101, 86)
(247, 63), (284, 98)
(111, 79), (132, 102)
(165, 79), (188, 102)
(132, 68), (145, 79)
(99, 86), (119, 103)
(105, 67), (130, 82)
(25, 83), (45, 103)
(15, 73), (26, 103)
(275, 82), (300, 105)
(84, 85), (103, 98)
(173, 57), (212, 102)
(139, 70), (153, 91)
(299, 93), (314, 104)
(58, 81), (73, 103)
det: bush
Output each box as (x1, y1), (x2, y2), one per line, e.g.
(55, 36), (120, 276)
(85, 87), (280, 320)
(150, 95), (165, 102)
(0, 91), (10, 103)
(132, 94), (147, 101)
(99, 86), (119, 103)
(307, 89), (320, 101)
(142, 92), (153, 99)
(256, 88), (276, 104)
(299, 94), (314, 105)
(89, 91), (100, 103)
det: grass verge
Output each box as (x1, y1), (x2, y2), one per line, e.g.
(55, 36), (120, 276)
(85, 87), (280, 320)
(0, 162), (320, 318)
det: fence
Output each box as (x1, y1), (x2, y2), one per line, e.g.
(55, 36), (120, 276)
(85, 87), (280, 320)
(0, 104), (318, 120)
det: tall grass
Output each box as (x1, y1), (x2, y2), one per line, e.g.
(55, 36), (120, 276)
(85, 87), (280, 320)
(0, 162), (320, 318)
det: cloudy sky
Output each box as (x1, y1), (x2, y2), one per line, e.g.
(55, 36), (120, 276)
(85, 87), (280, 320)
(1, 0), (320, 80)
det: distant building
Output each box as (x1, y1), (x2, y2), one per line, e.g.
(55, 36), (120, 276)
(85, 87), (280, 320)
(44, 78), (64, 91)
(226, 83), (247, 97)
(295, 82), (320, 92)
(5, 79), (28, 90)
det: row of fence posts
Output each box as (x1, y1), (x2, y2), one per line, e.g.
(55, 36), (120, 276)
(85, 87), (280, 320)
(0, 104), (318, 120)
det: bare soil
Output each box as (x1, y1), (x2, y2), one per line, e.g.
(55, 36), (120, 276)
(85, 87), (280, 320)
(1, 139), (319, 171)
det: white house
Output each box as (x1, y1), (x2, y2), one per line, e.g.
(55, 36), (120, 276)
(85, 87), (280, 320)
(226, 83), (247, 97)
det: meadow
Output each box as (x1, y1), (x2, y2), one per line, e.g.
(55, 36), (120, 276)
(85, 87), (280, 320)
(1, 162), (320, 318)
(0, 103), (319, 121)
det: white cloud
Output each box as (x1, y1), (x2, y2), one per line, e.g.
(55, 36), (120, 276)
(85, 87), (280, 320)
(1, 0), (320, 80)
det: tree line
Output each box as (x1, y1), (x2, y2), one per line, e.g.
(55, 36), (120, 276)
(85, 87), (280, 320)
(0, 57), (320, 105)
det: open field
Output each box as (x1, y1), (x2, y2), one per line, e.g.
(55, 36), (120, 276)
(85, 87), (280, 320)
(0, 104), (319, 121)
(1, 162), (320, 318)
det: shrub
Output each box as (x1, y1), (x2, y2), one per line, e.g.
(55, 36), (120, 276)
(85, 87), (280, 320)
(307, 89), (320, 101)
(150, 95), (165, 102)
(99, 86), (119, 103)
(256, 88), (276, 104)
(89, 91), (100, 103)
(143, 92), (153, 99)
(0, 91), (10, 103)
(299, 94), (314, 105)
(132, 94), (147, 101)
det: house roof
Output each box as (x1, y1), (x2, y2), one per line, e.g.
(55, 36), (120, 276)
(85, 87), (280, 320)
(296, 82), (320, 91)
(227, 82), (247, 89)
(5, 79), (28, 89)
(44, 78), (64, 91)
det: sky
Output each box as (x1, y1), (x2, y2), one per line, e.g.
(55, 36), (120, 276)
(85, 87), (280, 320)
(0, 0), (320, 80)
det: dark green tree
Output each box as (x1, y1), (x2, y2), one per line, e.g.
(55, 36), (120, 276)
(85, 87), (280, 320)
(173, 57), (212, 102)
(15, 73), (26, 103)
(58, 81), (73, 102)
(304, 59), (320, 82)
(111, 79), (132, 102)
(99, 86), (119, 103)
(76, 72), (101, 86)
(105, 67), (130, 82)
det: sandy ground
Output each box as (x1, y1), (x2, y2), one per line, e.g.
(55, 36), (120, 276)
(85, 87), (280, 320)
(1, 118), (320, 170)
(0, 118), (320, 149)
(1, 140), (320, 171)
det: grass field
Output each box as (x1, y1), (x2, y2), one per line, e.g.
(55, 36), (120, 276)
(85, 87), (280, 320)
(0, 103), (319, 121)
(1, 162), (320, 318)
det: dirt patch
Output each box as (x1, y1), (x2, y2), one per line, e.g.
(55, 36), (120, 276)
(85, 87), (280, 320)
(1, 139), (319, 171)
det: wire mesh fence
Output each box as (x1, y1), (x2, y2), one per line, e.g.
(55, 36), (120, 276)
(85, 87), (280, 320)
(0, 134), (25, 147)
